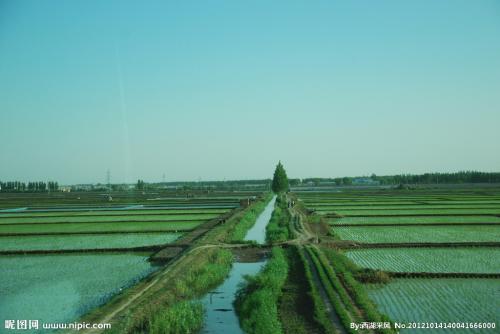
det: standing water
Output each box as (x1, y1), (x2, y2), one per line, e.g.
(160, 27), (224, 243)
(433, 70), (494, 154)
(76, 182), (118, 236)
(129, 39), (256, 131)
(243, 195), (276, 244)
(200, 261), (265, 334)
(199, 195), (276, 333)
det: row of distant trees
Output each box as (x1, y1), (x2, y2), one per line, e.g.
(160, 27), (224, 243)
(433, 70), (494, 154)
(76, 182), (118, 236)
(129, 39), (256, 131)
(0, 181), (59, 192)
(377, 171), (500, 185)
(302, 171), (500, 186)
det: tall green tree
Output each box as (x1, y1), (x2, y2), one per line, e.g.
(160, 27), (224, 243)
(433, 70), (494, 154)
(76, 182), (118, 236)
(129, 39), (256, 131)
(271, 161), (289, 193)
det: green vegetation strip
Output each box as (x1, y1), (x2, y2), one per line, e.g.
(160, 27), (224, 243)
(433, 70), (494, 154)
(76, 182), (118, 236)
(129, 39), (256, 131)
(235, 247), (289, 334)
(306, 247), (357, 334)
(329, 215), (500, 226)
(0, 208), (229, 219)
(0, 221), (200, 234)
(346, 248), (500, 274)
(297, 248), (336, 334)
(333, 225), (500, 243)
(0, 233), (182, 251)
(329, 209), (500, 216)
(0, 214), (218, 224)
(312, 205), (500, 210)
(321, 249), (395, 334)
(266, 196), (291, 243)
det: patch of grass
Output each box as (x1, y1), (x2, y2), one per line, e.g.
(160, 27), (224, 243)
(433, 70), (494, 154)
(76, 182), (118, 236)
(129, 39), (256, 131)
(148, 301), (203, 334)
(235, 247), (289, 334)
(266, 196), (291, 243)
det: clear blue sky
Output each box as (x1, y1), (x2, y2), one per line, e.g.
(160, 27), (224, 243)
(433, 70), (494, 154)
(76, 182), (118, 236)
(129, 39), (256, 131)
(1, 0), (499, 184)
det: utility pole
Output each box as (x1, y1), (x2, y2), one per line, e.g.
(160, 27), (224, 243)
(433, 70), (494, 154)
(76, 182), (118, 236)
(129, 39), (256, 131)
(106, 169), (111, 190)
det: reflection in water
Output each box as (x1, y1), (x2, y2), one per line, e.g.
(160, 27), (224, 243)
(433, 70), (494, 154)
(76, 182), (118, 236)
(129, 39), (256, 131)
(244, 195), (276, 244)
(200, 261), (266, 334)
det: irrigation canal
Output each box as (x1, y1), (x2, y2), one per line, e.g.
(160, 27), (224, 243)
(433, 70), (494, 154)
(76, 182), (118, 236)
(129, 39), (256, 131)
(244, 195), (277, 244)
(199, 195), (276, 333)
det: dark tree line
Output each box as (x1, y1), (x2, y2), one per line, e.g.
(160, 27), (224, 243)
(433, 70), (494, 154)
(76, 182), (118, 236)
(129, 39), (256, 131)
(302, 171), (500, 186)
(377, 171), (500, 185)
(0, 181), (59, 192)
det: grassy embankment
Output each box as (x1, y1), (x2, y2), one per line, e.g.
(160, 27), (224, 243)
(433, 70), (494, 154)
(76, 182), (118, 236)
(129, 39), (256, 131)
(265, 195), (291, 244)
(235, 247), (289, 334)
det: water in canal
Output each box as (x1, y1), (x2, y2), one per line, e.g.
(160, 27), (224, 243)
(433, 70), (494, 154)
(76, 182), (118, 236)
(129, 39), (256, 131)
(200, 195), (276, 333)
(200, 261), (265, 334)
(243, 195), (276, 244)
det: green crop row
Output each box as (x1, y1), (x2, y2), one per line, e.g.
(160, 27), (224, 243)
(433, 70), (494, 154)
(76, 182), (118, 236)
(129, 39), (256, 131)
(266, 196), (291, 244)
(322, 249), (395, 334)
(0, 214), (218, 224)
(297, 247), (336, 334)
(332, 225), (500, 243)
(305, 247), (356, 334)
(0, 221), (201, 235)
(0, 208), (230, 219)
(329, 215), (500, 225)
(234, 247), (289, 334)
(329, 208), (500, 216)
(0, 233), (182, 251)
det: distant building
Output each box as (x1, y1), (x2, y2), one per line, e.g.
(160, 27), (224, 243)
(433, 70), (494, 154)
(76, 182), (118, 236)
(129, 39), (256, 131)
(352, 178), (380, 186)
